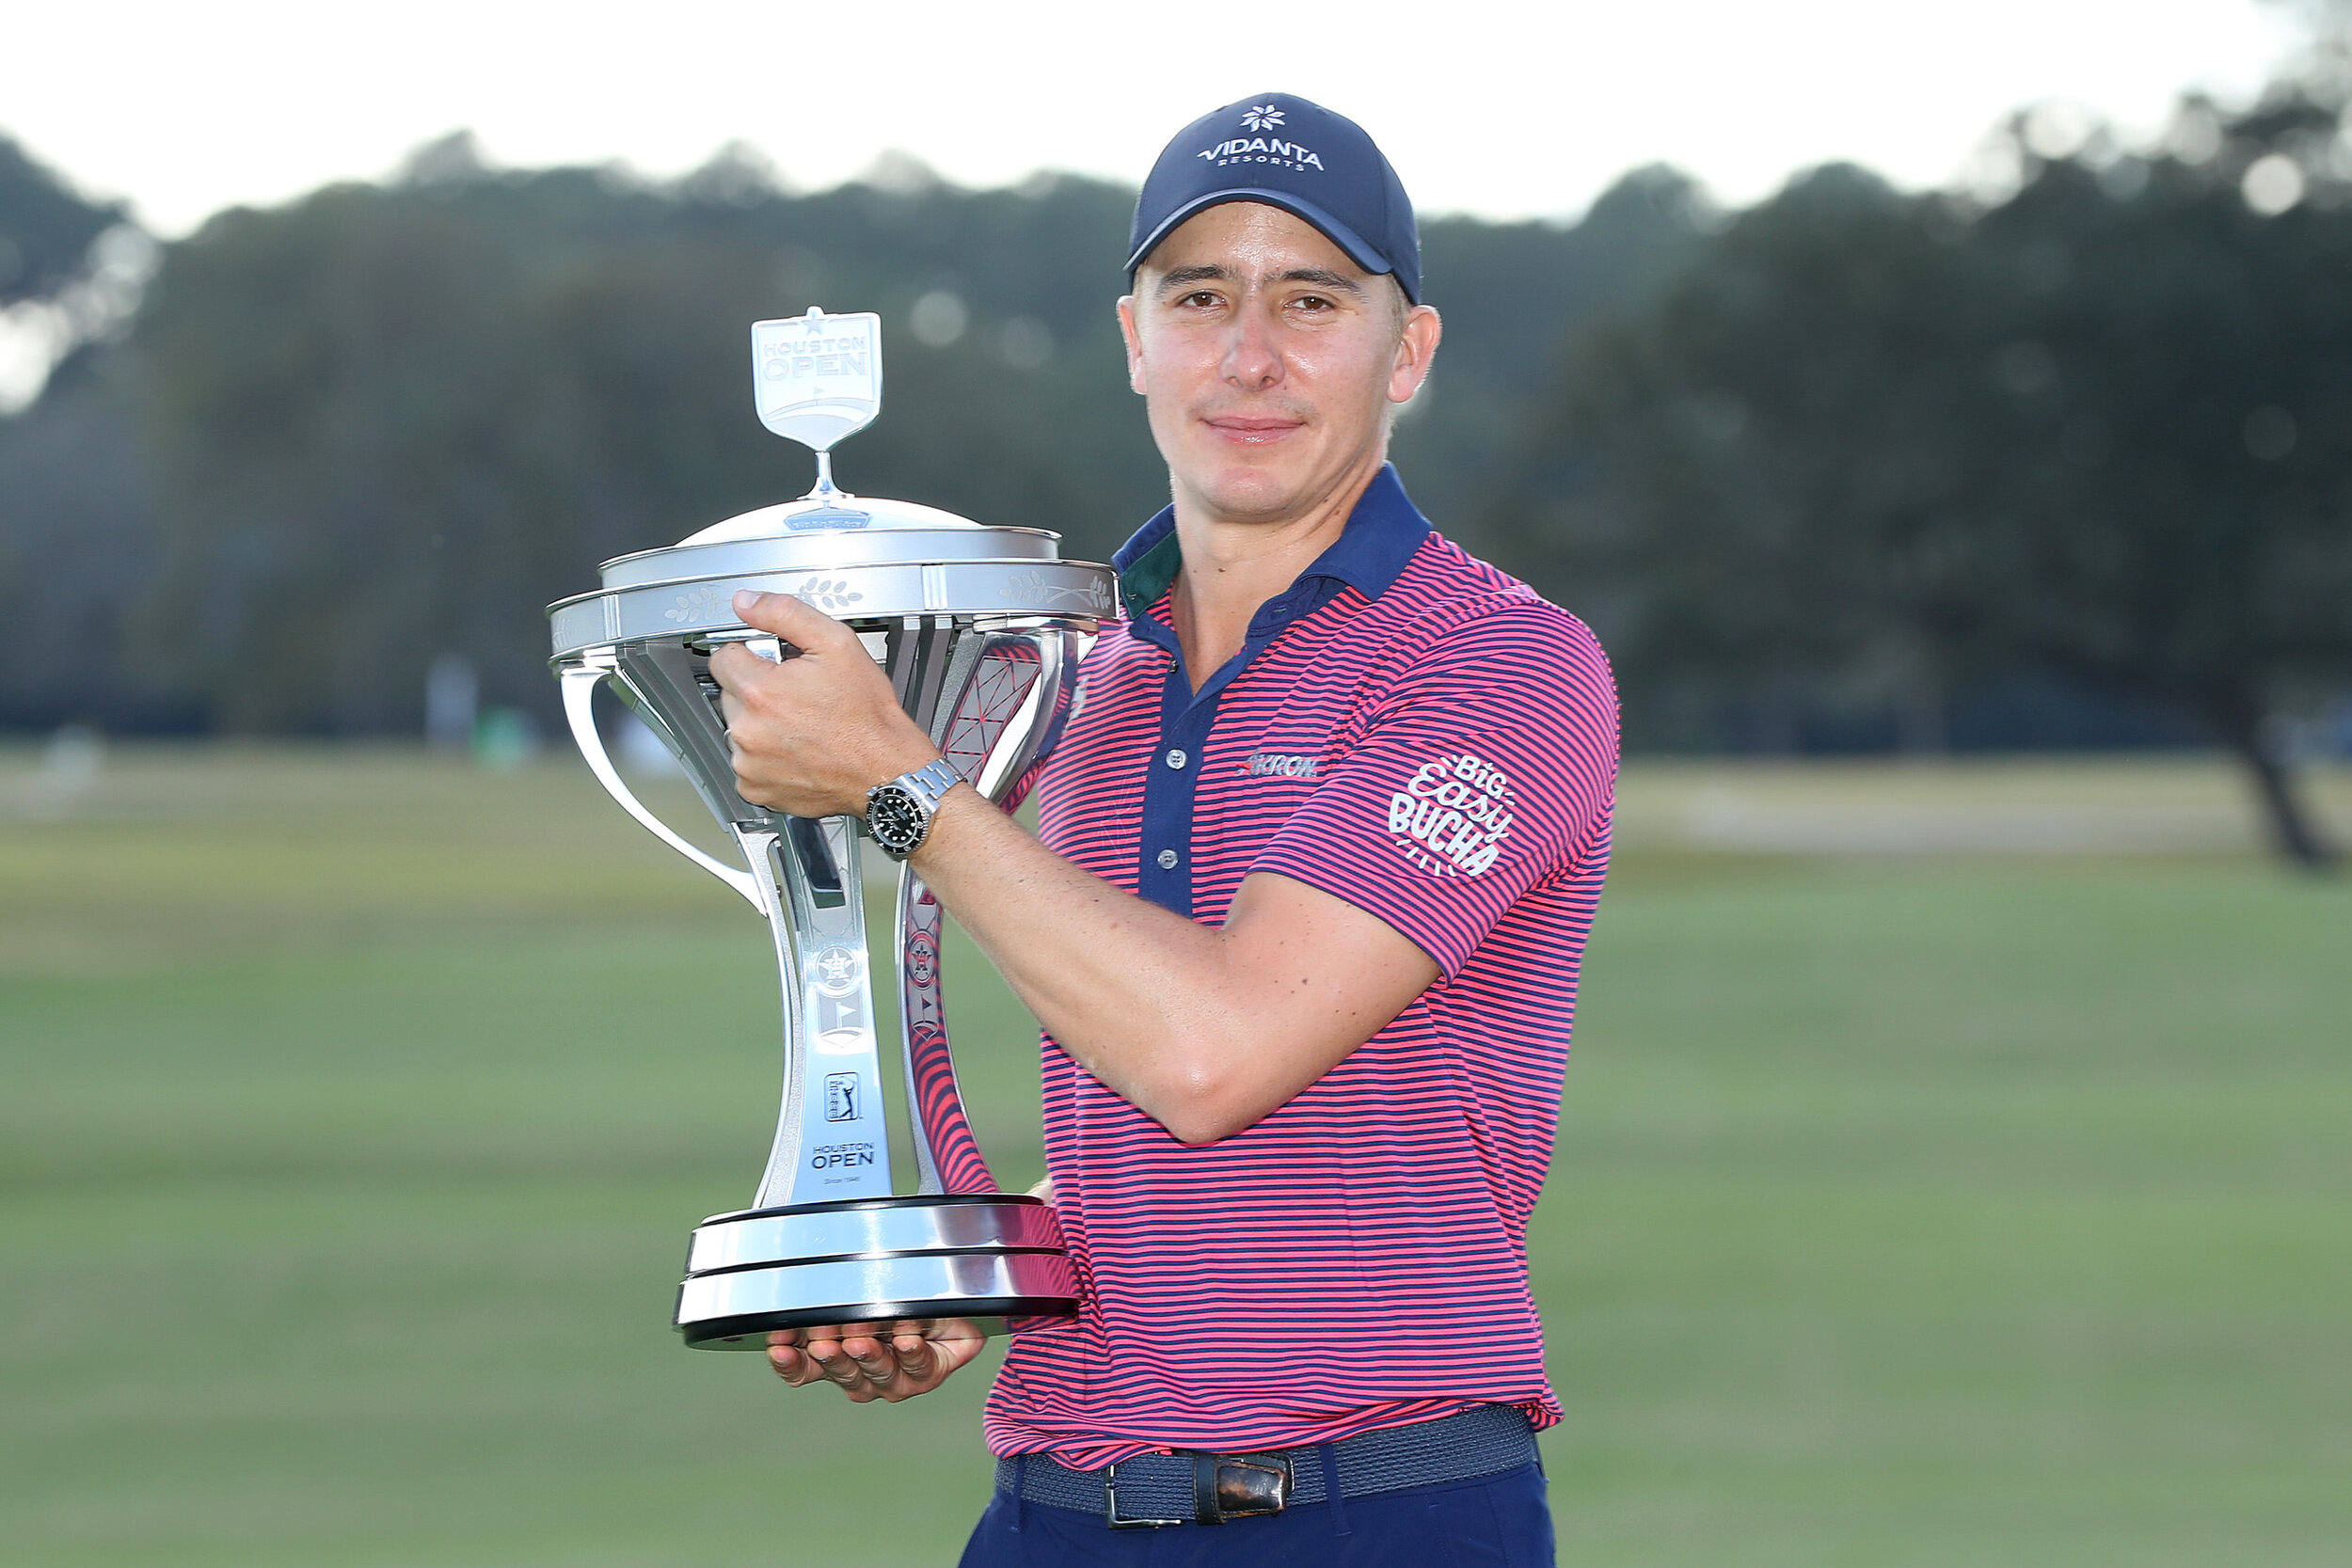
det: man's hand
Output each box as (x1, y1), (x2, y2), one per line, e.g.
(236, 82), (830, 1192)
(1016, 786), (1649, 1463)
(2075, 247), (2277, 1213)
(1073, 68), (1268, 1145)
(766, 1319), (986, 1403)
(712, 590), (941, 818)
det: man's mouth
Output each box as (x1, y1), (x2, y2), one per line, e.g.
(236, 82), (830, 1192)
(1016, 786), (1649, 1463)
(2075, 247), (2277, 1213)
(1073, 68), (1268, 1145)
(1202, 415), (1306, 445)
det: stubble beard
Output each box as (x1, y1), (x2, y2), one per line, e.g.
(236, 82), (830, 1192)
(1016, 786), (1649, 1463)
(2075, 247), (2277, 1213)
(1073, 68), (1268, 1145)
(1165, 400), (1391, 531)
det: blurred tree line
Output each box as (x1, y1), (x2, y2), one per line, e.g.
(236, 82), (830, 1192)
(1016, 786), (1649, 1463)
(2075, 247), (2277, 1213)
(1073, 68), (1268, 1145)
(1508, 83), (2352, 866)
(2, 69), (2349, 863)
(0, 132), (1696, 735)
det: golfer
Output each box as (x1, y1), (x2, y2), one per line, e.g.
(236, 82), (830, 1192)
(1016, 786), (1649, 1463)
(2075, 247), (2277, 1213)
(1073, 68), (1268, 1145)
(714, 92), (1617, 1566)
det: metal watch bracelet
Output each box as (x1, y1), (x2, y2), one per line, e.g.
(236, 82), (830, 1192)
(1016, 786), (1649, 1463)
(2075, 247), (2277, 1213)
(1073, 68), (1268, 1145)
(867, 756), (965, 859)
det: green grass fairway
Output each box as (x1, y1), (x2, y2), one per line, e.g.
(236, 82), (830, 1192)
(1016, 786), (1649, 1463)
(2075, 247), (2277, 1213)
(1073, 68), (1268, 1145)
(3, 746), (2347, 1566)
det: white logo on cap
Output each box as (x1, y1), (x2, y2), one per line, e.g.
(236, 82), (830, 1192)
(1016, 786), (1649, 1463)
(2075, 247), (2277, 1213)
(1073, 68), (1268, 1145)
(1196, 113), (1325, 173)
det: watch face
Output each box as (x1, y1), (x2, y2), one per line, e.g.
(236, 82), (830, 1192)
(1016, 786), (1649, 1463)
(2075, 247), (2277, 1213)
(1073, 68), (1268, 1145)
(868, 785), (925, 853)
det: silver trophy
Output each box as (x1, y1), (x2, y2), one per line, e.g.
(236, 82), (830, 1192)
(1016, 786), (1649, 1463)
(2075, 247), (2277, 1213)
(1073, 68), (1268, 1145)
(548, 307), (1112, 1348)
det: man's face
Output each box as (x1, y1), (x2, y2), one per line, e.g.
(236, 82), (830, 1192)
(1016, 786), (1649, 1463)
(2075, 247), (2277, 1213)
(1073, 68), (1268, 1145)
(1119, 202), (1437, 527)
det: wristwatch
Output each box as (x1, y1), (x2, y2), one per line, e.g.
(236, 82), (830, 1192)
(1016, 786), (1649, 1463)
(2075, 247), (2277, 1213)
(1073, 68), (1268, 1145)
(865, 757), (965, 861)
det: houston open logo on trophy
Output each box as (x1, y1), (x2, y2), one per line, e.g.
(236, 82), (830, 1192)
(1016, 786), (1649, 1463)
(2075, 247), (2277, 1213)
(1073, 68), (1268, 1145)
(548, 308), (1110, 1347)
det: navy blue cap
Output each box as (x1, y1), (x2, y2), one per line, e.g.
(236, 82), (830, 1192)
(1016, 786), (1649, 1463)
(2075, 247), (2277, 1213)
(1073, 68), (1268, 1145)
(1126, 94), (1422, 304)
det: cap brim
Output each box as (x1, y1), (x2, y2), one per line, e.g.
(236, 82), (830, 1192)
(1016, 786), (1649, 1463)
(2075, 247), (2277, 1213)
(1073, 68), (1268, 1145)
(1126, 189), (1401, 295)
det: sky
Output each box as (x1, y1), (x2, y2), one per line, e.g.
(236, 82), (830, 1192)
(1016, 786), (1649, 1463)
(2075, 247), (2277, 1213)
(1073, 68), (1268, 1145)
(0, 0), (2310, 236)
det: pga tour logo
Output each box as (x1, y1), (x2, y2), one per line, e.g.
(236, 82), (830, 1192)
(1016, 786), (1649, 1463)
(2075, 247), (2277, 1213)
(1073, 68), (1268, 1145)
(824, 1071), (860, 1123)
(1389, 752), (1514, 877)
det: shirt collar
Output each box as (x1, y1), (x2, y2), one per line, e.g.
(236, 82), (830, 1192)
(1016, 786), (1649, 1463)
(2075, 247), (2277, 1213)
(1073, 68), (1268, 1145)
(1111, 463), (1432, 622)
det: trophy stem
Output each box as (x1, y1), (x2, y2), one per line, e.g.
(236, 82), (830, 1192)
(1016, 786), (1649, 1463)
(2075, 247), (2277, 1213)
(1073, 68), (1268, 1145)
(746, 817), (897, 1208)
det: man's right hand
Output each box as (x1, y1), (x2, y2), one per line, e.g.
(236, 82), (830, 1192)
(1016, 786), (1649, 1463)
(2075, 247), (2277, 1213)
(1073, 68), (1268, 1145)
(767, 1319), (985, 1403)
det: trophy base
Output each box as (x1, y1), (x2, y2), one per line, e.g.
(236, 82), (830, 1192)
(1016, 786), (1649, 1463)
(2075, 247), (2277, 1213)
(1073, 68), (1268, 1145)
(675, 1193), (1080, 1351)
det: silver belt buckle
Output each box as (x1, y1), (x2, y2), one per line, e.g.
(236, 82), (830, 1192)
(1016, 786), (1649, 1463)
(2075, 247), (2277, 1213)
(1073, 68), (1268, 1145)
(1104, 1461), (1186, 1529)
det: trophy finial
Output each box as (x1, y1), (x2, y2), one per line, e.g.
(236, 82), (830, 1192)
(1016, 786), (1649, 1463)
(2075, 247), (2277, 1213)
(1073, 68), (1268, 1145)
(751, 307), (882, 500)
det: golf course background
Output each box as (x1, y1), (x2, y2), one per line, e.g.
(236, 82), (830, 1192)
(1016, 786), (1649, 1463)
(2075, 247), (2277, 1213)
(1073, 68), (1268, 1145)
(3, 745), (2345, 1566)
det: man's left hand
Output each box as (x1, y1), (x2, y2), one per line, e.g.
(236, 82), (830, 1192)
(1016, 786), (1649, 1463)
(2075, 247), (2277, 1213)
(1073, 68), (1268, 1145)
(712, 590), (942, 817)
(767, 1318), (986, 1403)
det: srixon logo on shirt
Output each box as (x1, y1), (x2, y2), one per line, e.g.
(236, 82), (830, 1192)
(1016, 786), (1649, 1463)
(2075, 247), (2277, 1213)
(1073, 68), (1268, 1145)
(1389, 752), (1513, 877)
(1244, 751), (1321, 779)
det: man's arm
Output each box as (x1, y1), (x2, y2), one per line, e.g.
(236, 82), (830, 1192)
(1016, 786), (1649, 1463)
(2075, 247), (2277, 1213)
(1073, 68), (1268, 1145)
(714, 590), (1438, 1146)
(904, 793), (1436, 1145)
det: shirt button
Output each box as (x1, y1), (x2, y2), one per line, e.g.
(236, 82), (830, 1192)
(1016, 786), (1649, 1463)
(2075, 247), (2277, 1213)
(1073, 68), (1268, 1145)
(1165, 749), (1187, 769)
(1155, 848), (1180, 871)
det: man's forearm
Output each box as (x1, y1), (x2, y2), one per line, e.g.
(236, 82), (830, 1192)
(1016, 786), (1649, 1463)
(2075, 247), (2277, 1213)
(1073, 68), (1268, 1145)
(708, 591), (1436, 1143)
(907, 784), (1433, 1144)
(909, 785), (1262, 1142)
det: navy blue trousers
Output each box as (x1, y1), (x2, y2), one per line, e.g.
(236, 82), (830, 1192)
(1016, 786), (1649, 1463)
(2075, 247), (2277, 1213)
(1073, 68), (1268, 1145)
(957, 1462), (1552, 1567)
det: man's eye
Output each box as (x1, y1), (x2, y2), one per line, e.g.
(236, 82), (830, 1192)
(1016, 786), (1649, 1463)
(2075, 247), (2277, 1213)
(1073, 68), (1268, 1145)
(1183, 292), (1220, 309)
(1293, 295), (1333, 313)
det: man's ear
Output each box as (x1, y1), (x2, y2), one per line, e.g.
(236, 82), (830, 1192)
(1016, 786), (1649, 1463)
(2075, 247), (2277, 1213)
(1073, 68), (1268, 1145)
(1389, 303), (1441, 406)
(1116, 295), (1146, 395)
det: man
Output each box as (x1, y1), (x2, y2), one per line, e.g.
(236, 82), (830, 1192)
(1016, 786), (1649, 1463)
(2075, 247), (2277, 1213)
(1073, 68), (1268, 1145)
(714, 93), (1616, 1566)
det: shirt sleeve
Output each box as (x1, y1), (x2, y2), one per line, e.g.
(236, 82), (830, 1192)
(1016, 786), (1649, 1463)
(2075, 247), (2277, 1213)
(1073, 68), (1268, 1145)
(1249, 598), (1618, 978)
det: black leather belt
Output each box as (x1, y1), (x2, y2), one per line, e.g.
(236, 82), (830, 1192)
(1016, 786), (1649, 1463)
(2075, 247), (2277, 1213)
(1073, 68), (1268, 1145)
(994, 1403), (1536, 1528)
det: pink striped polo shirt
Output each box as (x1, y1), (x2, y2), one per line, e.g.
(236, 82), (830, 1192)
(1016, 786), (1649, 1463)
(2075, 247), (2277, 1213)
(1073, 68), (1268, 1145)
(983, 465), (1618, 1470)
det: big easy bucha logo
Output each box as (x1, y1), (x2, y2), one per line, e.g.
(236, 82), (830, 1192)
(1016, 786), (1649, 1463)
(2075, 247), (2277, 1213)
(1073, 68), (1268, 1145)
(1389, 752), (1512, 878)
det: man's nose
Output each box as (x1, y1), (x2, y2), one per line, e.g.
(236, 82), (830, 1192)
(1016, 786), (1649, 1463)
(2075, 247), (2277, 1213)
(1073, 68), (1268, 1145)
(1219, 305), (1282, 390)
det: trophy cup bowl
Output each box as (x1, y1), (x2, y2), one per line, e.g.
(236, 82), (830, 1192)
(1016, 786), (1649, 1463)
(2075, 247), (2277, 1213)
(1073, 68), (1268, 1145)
(548, 309), (1112, 1348)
